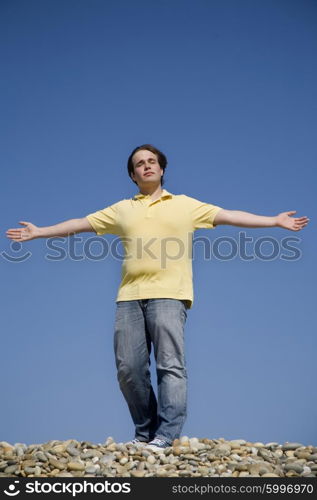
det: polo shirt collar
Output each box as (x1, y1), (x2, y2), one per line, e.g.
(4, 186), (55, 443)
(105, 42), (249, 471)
(133, 189), (173, 200)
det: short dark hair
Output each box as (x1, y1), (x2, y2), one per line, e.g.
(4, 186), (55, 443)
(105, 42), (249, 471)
(127, 144), (168, 186)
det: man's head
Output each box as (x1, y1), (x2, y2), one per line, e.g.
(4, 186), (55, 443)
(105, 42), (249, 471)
(127, 144), (167, 187)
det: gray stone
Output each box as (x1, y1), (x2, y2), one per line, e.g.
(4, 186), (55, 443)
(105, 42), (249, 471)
(213, 444), (231, 458)
(34, 451), (47, 462)
(281, 442), (304, 451)
(99, 453), (115, 465)
(284, 463), (304, 474)
(49, 458), (66, 470)
(15, 446), (25, 457)
(258, 448), (275, 462)
(265, 442), (279, 448)
(4, 465), (18, 474)
(24, 467), (36, 474)
(34, 466), (42, 476)
(104, 437), (115, 446)
(178, 469), (192, 476)
(85, 465), (98, 474)
(66, 445), (80, 457)
(80, 450), (101, 460)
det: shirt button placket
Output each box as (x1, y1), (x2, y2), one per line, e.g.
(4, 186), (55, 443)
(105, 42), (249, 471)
(146, 198), (153, 219)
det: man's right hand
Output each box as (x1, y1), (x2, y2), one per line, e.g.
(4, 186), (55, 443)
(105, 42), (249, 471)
(6, 221), (41, 242)
(6, 218), (95, 240)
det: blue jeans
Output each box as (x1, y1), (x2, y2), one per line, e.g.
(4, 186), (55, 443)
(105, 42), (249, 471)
(114, 298), (188, 445)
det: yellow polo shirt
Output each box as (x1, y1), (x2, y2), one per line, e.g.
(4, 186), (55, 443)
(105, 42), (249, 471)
(86, 189), (222, 308)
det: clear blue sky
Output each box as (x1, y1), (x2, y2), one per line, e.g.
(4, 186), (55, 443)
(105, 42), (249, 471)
(1, 0), (316, 447)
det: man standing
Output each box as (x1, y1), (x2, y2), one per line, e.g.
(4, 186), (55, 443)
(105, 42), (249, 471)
(6, 144), (309, 452)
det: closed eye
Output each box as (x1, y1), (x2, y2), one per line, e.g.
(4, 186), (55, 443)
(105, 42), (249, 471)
(136, 158), (157, 167)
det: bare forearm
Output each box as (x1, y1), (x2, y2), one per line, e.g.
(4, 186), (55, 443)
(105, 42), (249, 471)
(38, 218), (93, 238)
(6, 217), (94, 242)
(221, 211), (277, 228)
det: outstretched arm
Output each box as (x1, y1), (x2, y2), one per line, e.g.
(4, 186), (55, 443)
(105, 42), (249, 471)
(214, 209), (309, 231)
(6, 217), (95, 242)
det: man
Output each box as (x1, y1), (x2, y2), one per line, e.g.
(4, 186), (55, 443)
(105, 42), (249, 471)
(6, 144), (309, 452)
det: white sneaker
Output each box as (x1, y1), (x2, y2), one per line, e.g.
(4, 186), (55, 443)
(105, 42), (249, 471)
(125, 438), (147, 447)
(146, 438), (171, 452)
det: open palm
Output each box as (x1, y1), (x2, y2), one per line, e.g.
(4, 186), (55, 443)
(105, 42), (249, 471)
(6, 221), (40, 242)
(276, 211), (309, 231)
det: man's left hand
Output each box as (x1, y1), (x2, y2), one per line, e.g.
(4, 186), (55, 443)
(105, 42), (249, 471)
(275, 211), (310, 231)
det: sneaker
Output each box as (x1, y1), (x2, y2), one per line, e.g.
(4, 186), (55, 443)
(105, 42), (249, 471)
(125, 438), (147, 447)
(146, 438), (171, 452)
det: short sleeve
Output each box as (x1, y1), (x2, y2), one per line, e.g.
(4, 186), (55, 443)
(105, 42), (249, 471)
(184, 196), (223, 230)
(86, 202), (120, 235)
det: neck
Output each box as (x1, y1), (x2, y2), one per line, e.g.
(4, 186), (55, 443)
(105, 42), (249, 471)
(138, 183), (163, 201)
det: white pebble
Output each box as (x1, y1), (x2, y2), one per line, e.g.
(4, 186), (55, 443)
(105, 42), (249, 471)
(180, 436), (189, 445)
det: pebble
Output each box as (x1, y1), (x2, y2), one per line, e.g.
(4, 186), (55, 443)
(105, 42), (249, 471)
(52, 444), (67, 454)
(282, 442), (304, 451)
(130, 470), (145, 477)
(15, 446), (25, 457)
(0, 436), (316, 478)
(66, 445), (80, 457)
(34, 451), (47, 462)
(213, 444), (231, 457)
(302, 466), (311, 475)
(85, 465), (99, 474)
(24, 466), (36, 474)
(284, 463), (304, 474)
(49, 458), (65, 470)
(189, 437), (200, 448)
(4, 465), (18, 474)
(179, 436), (189, 444)
(229, 439), (247, 447)
(67, 461), (85, 471)
(239, 471), (250, 477)
(99, 453), (115, 465)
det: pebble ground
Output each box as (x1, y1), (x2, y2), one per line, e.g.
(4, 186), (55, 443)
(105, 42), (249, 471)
(1, 437), (317, 478)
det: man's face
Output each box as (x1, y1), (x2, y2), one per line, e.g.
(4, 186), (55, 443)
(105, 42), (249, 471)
(131, 150), (163, 187)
